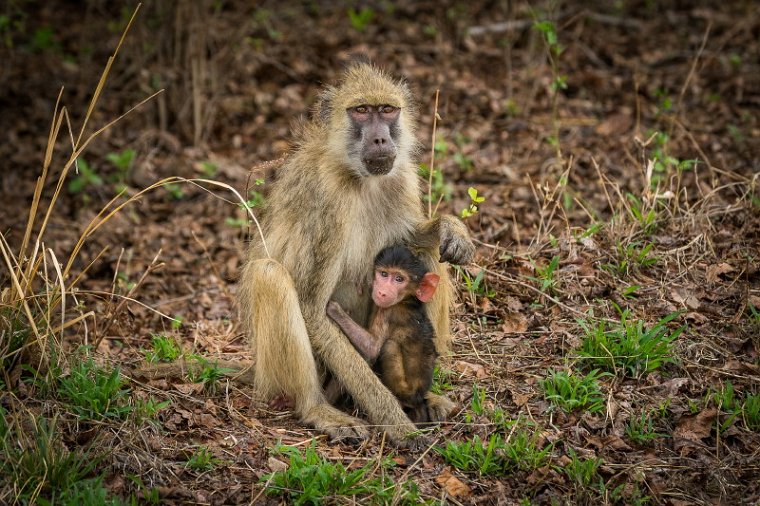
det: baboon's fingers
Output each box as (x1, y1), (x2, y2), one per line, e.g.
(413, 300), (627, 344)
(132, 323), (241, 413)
(425, 392), (456, 422)
(301, 403), (370, 444)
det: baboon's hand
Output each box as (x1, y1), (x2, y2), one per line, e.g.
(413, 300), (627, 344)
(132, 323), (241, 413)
(326, 300), (342, 321)
(425, 392), (456, 422)
(387, 430), (433, 452)
(439, 216), (476, 265)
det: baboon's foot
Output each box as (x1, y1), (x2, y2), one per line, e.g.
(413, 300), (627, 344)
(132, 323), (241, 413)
(301, 403), (370, 443)
(269, 394), (295, 411)
(425, 392), (456, 422)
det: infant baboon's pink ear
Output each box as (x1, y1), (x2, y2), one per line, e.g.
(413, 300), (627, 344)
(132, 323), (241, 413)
(415, 272), (440, 302)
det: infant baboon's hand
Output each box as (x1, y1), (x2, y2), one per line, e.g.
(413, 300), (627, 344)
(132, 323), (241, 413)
(326, 300), (342, 320)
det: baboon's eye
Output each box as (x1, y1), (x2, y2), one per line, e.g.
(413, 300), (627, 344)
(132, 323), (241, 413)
(379, 270), (388, 278)
(355, 105), (369, 114)
(379, 105), (398, 114)
(394, 275), (405, 284)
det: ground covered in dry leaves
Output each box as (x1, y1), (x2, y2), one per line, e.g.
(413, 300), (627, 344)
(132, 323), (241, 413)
(1, 1), (759, 504)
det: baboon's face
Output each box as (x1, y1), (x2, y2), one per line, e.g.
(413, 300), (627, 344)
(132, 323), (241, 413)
(347, 104), (401, 176)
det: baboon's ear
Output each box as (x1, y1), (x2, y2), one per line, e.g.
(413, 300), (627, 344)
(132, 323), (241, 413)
(416, 273), (440, 303)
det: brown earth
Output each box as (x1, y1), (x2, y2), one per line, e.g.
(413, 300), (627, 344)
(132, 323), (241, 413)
(1, 0), (759, 504)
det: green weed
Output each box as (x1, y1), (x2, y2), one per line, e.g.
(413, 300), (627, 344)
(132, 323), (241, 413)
(262, 441), (424, 505)
(0, 413), (114, 504)
(430, 365), (454, 395)
(68, 158), (103, 198)
(418, 163), (452, 205)
(188, 355), (235, 392)
(455, 267), (495, 299)
(436, 430), (552, 476)
(649, 132), (697, 188)
(540, 369), (607, 413)
(564, 448), (603, 490)
(186, 446), (222, 472)
(57, 356), (133, 421)
(460, 187), (486, 219)
(575, 309), (683, 378)
(603, 241), (659, 276)
(529, 255), (560, 295)
(626, 193), (658, 235)
(144, 334), (181, 363)
(625, 411), (667, 444)
(347, 7), (374, 32)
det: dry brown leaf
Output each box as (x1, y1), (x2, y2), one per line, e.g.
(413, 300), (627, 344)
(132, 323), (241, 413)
(671, 287), (701, 310)
(267, 457), (288, 472)
(501, 313), (528, 333)
(706, 262), (735, 283)
(174, 383), (205, 395)
(453, 360), (488, 379)
(435, 469), (471, 498)
(674, 408), (717, 442)
(511, 391), (532, 407)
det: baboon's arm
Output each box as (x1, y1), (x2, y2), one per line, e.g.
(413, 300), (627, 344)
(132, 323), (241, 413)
(412, 215), (476, 265)
(326, 301), (383, 363)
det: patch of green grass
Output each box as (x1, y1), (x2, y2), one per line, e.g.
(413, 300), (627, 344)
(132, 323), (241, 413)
(430, 365), (454, 395)
(144, 334), (181, 363)
(0, 413), (118, 504)
(626, 193), (658, 235)
(603, 241), (659, 277)
(187, 355), (235, 392)
(575, 309), (683, 378)
(68, 158), (103, 199)
(540, 369), (607, 413)
(262, 441), (425, 505)
(529, 255), (560, 295)
(714, 381), (760, 432)
(347, 6), (374, 32)
(186, 446), (222, 472)
(563, 448), (603, 492)
(455, 266), (496, 299)
(625, 411), (667, 444)
(435, 430), (552, 476)
(57, 356), (133, 421)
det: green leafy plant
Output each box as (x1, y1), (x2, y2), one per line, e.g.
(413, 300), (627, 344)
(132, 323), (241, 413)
(575, 309), (683, 378)
(57, 356), (133, 420)
(68, 158), (103, 196)
(461, 187), (486, 219)
(347, 7), (374, 32)
(171, 315), (184, 330)
(625, 411), (667, 444)
(163, 182), (185, 200)
(714, 382), (760, 432)
(603, 240), (659, 276)
(649, 132), (697, 188)
(533, 18), (566, 157)
(262, 441), (423, 505)
(563, 448), (605, 499)
(186, 446), (222, 472)
(227, 182), (265, 227)
(188, 356), (235, 392)
(436, 430), (552, 476)
(455, 267), (496, 299)
(540, 369), (607, 413)
(430, 365), (454, 395)
(529, 255), (560, 294)
(0, 414), (115, 504)
(144, 334), (181, 363)
(418, 163), (452, 205)
(626, 193), (658, 235)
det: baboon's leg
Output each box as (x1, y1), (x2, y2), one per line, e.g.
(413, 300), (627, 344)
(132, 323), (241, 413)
(242, 258), (369, 441)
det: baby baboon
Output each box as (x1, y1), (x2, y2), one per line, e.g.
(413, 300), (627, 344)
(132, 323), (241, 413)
(238, 61), (475, 447)
(326, 245), (441, 425)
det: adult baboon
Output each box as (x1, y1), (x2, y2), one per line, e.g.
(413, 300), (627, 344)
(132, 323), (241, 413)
(238, 61), (474, 446)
